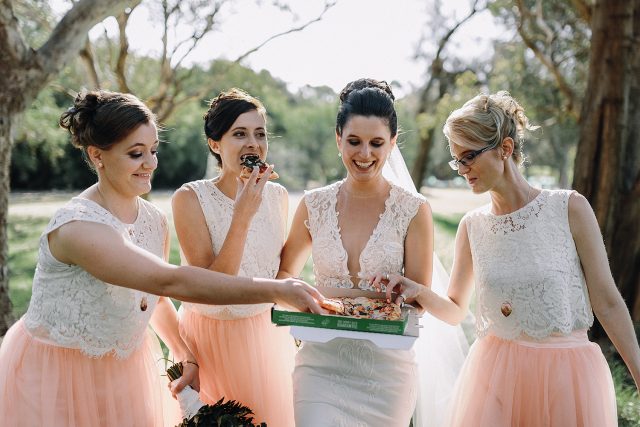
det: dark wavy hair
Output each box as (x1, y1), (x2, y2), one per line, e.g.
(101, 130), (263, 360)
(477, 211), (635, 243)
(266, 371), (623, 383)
(335, 78), (397, 138)
(203, 88), (266, 167)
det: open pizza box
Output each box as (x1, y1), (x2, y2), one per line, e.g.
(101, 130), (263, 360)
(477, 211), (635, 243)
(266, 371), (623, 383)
(271, 287), (423, 350)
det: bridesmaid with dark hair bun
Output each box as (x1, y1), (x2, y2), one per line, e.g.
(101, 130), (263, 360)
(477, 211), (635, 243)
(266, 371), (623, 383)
(172, 88), (296, 426)
(0, 89), (323, 427)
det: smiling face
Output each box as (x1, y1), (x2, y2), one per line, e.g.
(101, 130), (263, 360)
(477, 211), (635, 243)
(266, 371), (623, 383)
(89, 122), (159, 197)
(336, 115), (396, 183)
(208, 109), (268, 177)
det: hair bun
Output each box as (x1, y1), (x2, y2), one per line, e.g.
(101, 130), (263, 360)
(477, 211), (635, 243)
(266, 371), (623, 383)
(339, 78), (395, 103)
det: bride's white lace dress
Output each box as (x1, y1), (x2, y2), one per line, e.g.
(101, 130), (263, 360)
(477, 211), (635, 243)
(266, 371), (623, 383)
(293, 179), (422, 427)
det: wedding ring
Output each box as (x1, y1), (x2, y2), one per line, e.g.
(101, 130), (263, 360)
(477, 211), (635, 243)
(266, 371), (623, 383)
(384, 273), (389, 281)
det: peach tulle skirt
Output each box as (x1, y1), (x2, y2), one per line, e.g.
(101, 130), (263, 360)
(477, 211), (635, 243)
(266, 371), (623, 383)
(445, 330), (617, 427)
(0, 319), (180, 427)
(179, 307), (297, 427)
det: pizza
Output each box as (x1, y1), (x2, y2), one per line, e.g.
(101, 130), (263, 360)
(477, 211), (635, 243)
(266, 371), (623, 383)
(320, 296), (402, 321)
(239, 153), (279, 180)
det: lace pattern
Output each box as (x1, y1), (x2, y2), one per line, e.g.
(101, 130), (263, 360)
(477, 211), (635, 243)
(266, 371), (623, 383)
(304, 179), (424, 290)
(23, 197), (165, 358)
(181, 179), (286, 319)
(465, 189), (594, 340)
(295, 180), (421, 425)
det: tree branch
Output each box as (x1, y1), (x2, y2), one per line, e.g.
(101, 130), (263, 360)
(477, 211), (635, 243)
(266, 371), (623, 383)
(170, 2), (223, 70)
(79, 37), (100, 89)
(116, 7), (135, 93)
(571, 0), (593, 23)
(419, 0), (481, 113)
(234, 0), (336, 63)
(38, 0), (141, 75)
(515, 0), (578, 119)
(0, 0), (29, 64)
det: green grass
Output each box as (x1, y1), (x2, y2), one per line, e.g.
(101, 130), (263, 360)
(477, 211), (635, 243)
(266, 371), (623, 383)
(7, 215), (48, 317)
(610, 358), (640, 425)
(7, 208), (640, 423)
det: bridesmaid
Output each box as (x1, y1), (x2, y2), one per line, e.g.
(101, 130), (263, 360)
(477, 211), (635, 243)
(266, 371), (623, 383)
(172, 88), (296, 426)
(0, 90), (323, 427)
(382, 91), (640, 426)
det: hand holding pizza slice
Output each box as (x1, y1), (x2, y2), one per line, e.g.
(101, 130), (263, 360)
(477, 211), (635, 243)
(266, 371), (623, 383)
(240, 153), (279, 180)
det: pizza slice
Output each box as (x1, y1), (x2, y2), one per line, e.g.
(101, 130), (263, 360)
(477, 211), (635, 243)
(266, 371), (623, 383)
(320, 298), (345, 314)
(320, 296), (402, 320)
(239, 153), (279, 180)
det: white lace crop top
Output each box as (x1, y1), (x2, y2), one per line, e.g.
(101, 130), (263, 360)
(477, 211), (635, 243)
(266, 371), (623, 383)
(465, 189), (594, 340)
(180, 179), (286, 320)
(23, 197), (166, 358)
(304, 179), (425, 290)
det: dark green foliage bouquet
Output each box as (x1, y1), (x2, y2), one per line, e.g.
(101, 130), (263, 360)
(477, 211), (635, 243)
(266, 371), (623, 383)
(166, 362), (266, 427)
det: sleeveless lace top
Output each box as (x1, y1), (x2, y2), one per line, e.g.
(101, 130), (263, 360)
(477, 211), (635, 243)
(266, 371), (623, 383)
(304, 179), (425, 289)
(465, 189), (594, 340)
(181, 179), (286, 319)
(23, 197), (165, 358)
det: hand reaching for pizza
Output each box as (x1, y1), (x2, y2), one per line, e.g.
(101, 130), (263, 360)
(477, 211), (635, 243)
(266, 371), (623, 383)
(369, 273), (425, 305)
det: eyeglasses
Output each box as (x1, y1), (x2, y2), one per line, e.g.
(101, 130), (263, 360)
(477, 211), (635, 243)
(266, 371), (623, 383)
(448, 145), (497, 170)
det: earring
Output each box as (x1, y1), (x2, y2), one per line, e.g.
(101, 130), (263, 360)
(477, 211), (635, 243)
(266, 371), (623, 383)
(338, 152), (342, 158)
(97, 162), (103, 168)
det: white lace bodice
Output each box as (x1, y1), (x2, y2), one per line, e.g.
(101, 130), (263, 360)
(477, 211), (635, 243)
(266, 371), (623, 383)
(181, 179), (286, 319)
(23, 197), (165, 358)
(465, 189), (594, 340)
(304, 179), (425, 289)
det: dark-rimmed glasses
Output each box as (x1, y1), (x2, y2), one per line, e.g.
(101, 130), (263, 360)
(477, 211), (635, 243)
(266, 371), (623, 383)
(448, 145), (497, 170)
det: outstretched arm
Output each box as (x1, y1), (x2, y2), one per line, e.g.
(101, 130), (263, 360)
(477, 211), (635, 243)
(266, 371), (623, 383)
(375, 216), (475, 325)
(48, 219), (324, 312)
(569, 192), (640, 389)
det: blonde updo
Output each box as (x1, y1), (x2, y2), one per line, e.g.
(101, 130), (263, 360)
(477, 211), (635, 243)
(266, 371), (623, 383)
(443, 91), (537, 165)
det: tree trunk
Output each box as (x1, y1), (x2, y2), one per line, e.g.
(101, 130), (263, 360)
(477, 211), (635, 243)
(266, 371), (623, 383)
(573, 0), (640, 327)
(411, 127), (435, 190)
(0, 0), (140, 335)
(0, 108), (14, 335)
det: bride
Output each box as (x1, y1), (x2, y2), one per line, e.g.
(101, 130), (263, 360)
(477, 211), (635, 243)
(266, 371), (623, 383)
(278, 78), (467, 426)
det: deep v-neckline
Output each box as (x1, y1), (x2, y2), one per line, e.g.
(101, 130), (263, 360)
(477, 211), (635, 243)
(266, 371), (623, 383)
(333, 180), (395, 288)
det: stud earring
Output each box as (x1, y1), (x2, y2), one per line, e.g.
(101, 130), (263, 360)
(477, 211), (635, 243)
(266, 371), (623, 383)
(338, 152), (342, 158)
(98, 162), (103, 168)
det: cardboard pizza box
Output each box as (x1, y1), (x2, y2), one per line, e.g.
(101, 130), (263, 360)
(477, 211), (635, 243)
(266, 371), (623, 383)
(271, 287), (422, 350)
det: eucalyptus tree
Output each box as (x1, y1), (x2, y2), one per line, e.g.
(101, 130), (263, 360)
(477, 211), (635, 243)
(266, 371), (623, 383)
(0, 0), (140, 335)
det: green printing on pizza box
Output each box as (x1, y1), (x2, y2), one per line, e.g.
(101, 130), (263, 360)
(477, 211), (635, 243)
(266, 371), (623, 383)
(271, 308), (408, 335)
(271, 288), (410, 335)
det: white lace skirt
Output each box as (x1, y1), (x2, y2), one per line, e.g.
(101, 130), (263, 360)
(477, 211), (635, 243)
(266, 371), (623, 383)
(293, 338), (417, 427)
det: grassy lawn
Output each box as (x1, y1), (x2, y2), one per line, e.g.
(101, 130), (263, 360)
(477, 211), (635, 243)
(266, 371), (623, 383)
(6, 210), (640, 424)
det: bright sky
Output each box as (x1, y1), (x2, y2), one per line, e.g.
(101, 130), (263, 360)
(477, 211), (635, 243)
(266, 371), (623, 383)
(56, 0), (509, 96)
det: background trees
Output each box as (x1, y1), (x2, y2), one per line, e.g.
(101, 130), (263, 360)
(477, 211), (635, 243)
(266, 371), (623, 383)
(2, 0), (639, 340)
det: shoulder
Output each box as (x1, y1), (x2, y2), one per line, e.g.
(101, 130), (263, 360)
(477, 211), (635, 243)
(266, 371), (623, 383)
(304, 180), (340, 197)
(303, 180), (341, 205)
(47, 198), (117, 232)
(567, 191), (596, 228)
(172, 181), (204, 209)
(462, 203), (491, 220)
(390, 182), (426, 205)
(265, 181), (288, 198)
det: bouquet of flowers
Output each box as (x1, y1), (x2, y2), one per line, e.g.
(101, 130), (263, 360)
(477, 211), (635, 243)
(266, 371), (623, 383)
(166, 362), (266, 427)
